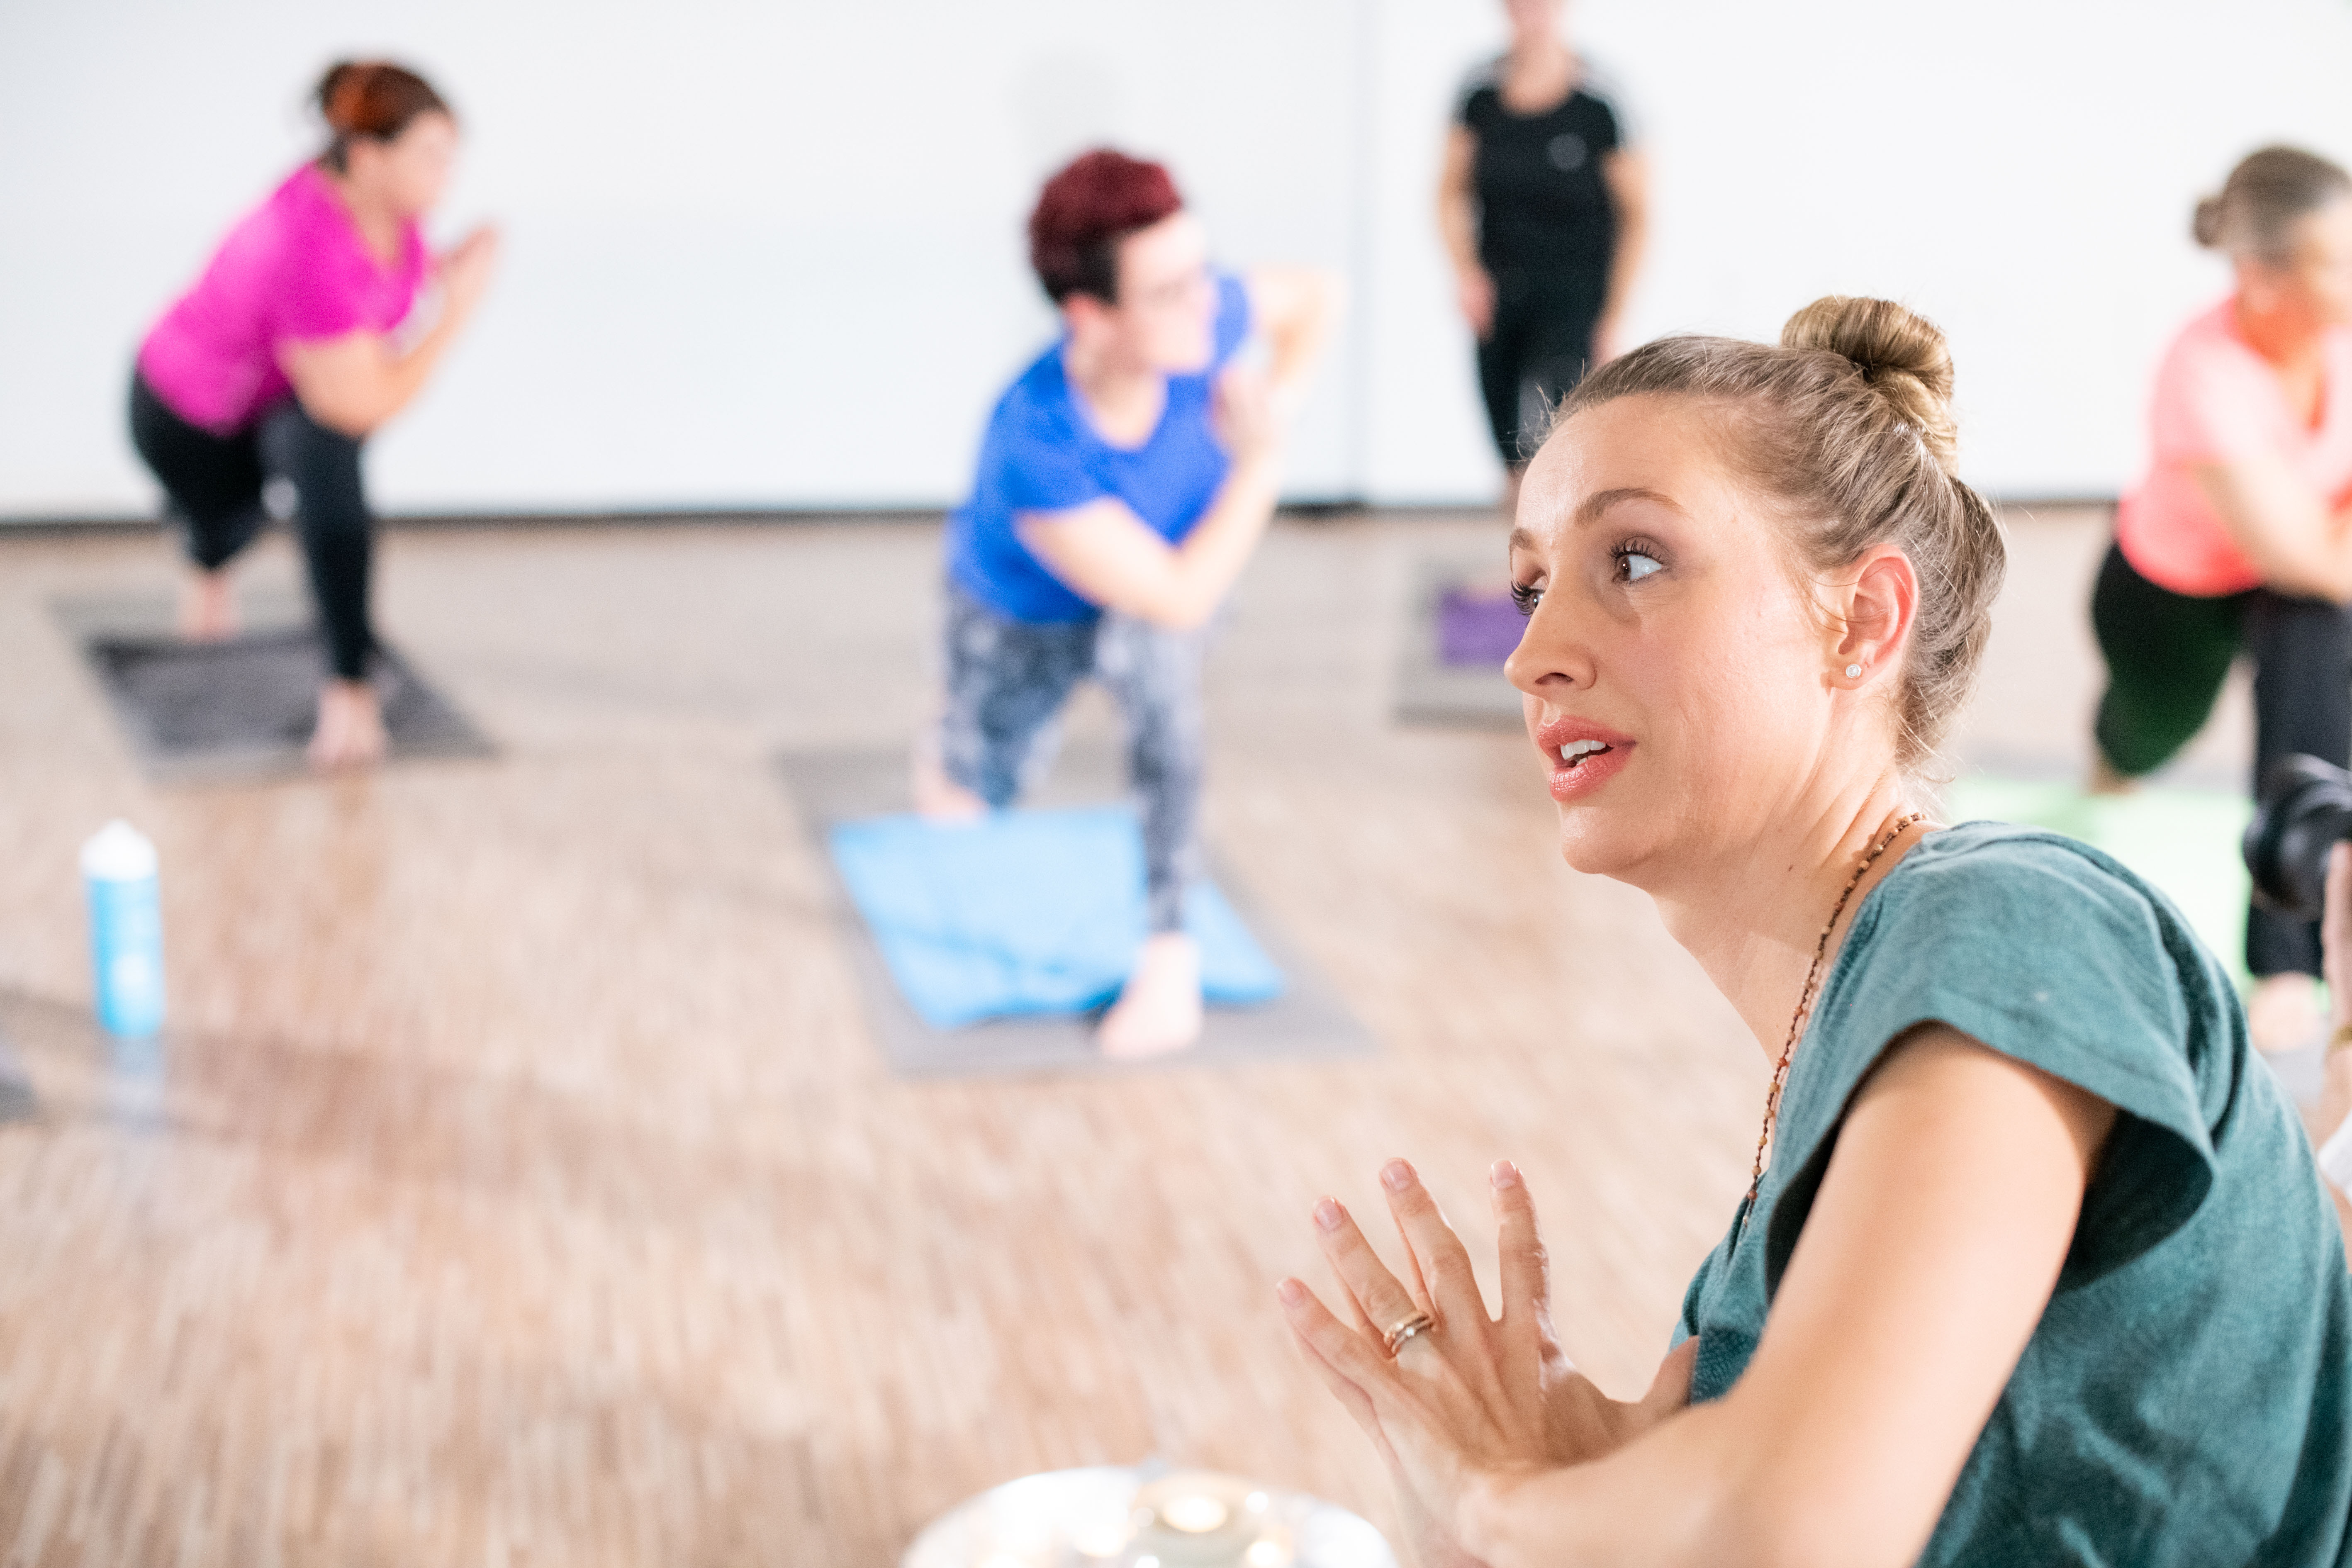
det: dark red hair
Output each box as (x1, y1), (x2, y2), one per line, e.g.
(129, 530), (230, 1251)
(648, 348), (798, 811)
(1027, 149), (1184, 305)
(315, 61), (451, 173)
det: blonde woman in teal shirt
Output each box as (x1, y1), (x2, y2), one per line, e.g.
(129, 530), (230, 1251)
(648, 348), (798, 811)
(1278, 298), (2352, 1566)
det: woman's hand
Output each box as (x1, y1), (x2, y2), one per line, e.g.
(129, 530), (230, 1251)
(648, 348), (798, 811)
(1456, 268), (1496, 341)
(1212, 363), (1281, 468)
(437, 224), (502, 320)
(1276, 1158), (1693, 1565)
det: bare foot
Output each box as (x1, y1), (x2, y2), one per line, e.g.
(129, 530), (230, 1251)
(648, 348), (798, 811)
(1098, 932), (1204, 1059)
(307, 679), (387, 772)
(910, 731), (986, 821)
(178, 569), (237, 640)
(2250, 972), (2325, 1057)
(2086, 752), (2135, 797)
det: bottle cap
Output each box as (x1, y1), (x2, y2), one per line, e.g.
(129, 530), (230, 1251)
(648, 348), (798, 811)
(80, 819), (158, 881)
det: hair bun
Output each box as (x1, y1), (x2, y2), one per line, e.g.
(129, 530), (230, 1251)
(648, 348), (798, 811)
(1781, 295), (1959, 472)
(317, 60), (370, 134)
(2192, 194), (2228, 249)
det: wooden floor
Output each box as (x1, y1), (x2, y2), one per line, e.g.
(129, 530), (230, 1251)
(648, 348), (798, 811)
(0, 504), (2196, 1565)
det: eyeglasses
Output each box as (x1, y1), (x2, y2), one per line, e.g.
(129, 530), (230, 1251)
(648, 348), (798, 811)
(1123, 266), (1213, 315)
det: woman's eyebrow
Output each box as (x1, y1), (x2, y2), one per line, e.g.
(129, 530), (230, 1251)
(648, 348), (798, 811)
(1510, 489), (1687, 554)
(1573, 487), (1685, 529)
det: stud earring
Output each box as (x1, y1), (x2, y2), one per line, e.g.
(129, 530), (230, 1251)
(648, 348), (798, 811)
(1844, 663), (1863, 679)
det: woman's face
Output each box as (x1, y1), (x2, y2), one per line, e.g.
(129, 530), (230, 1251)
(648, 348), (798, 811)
(2257, 198), (2352, 331)
(1101, 209), (1218, 373)
(347, 111), (459, 217)
(1503, 0), (1567, 51)
(1504, 395), (1855, 884)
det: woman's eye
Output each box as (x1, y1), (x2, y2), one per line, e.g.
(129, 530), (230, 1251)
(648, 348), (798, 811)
(1509, 581), (1542, 617)
(1621, 552), (1663, 582)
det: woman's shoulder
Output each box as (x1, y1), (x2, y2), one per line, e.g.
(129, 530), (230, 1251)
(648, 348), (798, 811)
(1843, 820), (2225, 1043)
(1569, 56), (1635, 142)
(1452, 57), (1505, 125)
(2157, 297), (2272, 386)
(1876, 821), (2186, 952)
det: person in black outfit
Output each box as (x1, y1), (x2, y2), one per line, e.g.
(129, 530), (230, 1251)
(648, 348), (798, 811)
(1439, 0), (1648, 515)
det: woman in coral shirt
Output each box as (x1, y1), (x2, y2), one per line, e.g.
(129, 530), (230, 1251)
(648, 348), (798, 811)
(2094, 145), (2352, 1049)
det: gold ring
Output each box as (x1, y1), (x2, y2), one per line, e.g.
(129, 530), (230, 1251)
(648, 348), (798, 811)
(1383, 1310), (1437, 1356)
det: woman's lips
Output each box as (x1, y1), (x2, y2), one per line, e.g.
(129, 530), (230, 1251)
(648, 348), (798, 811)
(1534, 718), (1636, 803)
(1546, 740), (1632, 801)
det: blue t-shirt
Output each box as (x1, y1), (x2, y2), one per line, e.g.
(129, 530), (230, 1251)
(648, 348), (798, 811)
(1674, 823), (2352, 1566)
(946, 273), (1253, 624)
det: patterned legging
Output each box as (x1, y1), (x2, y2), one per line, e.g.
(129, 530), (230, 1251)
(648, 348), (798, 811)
(937, 582), (1208, 933)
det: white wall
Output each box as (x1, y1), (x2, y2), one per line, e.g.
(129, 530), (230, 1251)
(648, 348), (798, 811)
(7, 0), (2352, 516)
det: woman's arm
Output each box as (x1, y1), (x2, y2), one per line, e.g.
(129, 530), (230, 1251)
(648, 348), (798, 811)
(1284, 1025), (2114, 1568)
(1595, 148), (1649, 362)
(1244, 265), (1343, 421)
(1015, 373), (1282, 631)
(278, 226), (500, 438)
(1437, 125), (1493, 340)
(2191, 456), (2352, 602)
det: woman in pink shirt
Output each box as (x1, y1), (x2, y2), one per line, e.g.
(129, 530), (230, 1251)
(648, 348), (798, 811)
(129, 61), (498, 768)
(2094, 146), (2352, 1049)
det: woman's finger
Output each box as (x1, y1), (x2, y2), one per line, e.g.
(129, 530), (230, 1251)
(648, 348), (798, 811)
(1279, 1275), (1402, 1394)
(1312, 1196), (1428, 1349)
(1380, 1159), (1493, 1339)
(1491, 1159), (1553, 1362)
(1277, 1283), (1385, 1435)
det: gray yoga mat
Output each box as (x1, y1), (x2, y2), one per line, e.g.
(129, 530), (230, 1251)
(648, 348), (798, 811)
(1393, 554), (1524, 728)
(777, 747), (1376, 1078)
(56, 594), (492, 782)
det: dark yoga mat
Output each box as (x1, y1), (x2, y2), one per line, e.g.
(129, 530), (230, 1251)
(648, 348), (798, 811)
(777, 747), (1376, 1079)
(57, 595), (492, 782)
(1393, 555), (1524, 728)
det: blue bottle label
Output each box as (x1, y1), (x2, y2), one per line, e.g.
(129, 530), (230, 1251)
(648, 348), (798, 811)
(87, 873), (166, 1037)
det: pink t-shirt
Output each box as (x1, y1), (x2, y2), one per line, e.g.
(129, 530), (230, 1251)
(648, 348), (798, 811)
(2115, 299), (2352, 597)
(136, 163), (428, 434)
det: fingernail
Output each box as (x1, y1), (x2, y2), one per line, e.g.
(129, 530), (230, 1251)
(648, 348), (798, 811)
(1491, 1158), (1521, 1189)
(1381, 1159), (1414, 1192)
(1277, 1278), (1306, 1305)
(1314, 1197), (1344, 1231)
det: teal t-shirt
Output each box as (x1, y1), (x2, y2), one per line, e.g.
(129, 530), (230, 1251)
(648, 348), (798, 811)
(1674, 823), (2352, 1565)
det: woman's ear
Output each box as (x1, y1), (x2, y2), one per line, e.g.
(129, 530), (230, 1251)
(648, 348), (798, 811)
(1830, 545), (1921, 687)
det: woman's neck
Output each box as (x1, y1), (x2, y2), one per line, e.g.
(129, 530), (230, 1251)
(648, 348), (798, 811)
(2235, 297), (2330, 427)
(1062, 336), (1166, 449)
(1646, 775), (1923, 1063)
(321, 166), (406, 268)
(2235, 296), (2328, 371)
(1503, 34), (1576, 111)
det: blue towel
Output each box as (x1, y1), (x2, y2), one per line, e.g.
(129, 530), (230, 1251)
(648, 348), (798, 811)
(829, 806), (1287, 1028)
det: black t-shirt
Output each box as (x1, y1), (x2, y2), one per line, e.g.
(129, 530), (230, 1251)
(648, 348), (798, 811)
(1455, 60), (1625, 289)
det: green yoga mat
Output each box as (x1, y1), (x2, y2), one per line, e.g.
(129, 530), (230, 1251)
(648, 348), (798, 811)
(1944, 777), (2252, 987)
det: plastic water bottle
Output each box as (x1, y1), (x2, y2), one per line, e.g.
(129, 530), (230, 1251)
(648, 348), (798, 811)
(82, 820), (166, 1038)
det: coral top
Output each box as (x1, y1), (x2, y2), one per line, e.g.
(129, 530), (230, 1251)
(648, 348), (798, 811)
(2115, 299), (2352, 597)
(136, 163), (427, 434)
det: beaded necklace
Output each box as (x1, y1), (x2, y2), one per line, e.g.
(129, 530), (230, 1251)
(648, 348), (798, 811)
(1736, 811), (1928, 1240)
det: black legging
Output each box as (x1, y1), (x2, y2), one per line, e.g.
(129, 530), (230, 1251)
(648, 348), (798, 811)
(2091, 539), (2352, 976)
(127, 372), (375, 681)
(1476, 271), (1600, 466)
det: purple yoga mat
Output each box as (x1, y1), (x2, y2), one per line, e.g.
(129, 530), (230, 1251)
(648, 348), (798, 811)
(1436, 587), (1525, 666)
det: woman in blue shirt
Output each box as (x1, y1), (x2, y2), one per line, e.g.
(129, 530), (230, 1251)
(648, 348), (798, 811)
(915, 149), (1337, 1057)
(1276, 297), (2352, 1564)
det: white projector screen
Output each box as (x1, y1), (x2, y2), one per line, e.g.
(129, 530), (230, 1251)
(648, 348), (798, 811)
(5, 0), (2352, 516)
